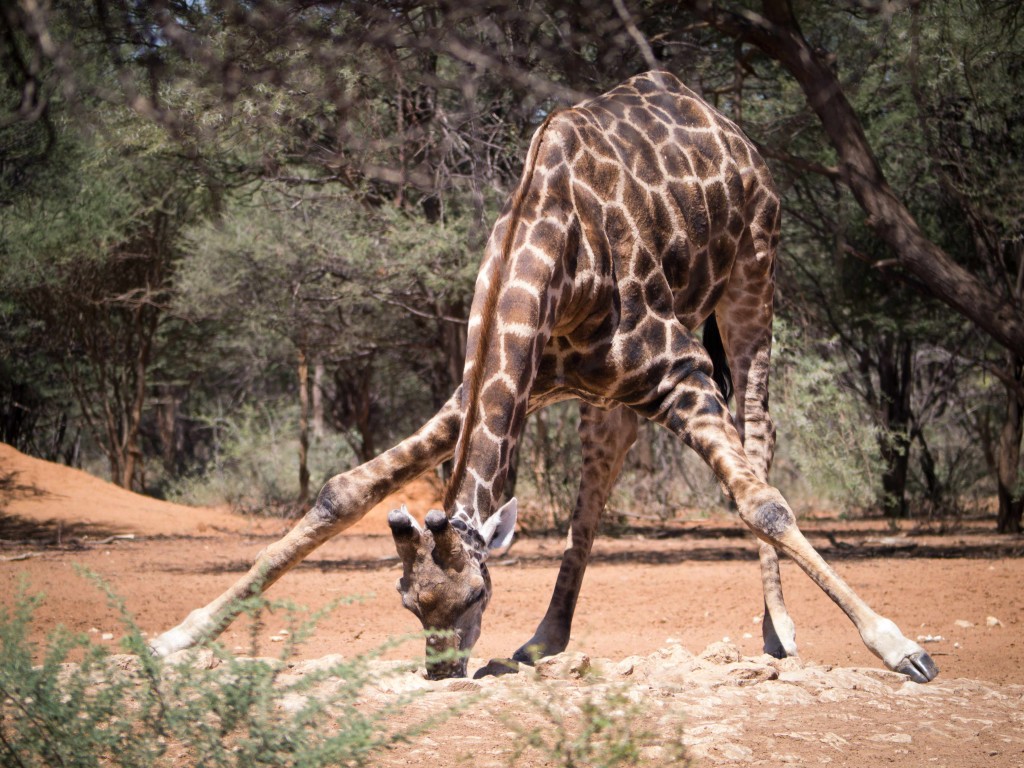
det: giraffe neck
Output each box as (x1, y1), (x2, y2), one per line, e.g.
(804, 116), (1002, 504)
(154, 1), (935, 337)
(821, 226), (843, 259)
(442, 110), (563, 519)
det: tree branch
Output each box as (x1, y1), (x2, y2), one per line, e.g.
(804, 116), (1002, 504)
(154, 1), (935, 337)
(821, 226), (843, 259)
(683, 0), (1024, 357)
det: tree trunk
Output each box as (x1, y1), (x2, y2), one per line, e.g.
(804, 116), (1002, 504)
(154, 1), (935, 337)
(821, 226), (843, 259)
(157, 386), (180, 477)
(312, 359), (325, 439)
(122, 307), (155, 491)
(689, 1), (1024, 358)
(297, 346), (311, 508)
(877, 335), (913, 518)
(997, 356), (1023, 533)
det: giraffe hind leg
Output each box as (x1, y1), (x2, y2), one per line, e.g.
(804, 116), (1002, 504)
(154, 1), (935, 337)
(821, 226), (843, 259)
(710, 304), (798, 659)
(758, 543), (797, 658)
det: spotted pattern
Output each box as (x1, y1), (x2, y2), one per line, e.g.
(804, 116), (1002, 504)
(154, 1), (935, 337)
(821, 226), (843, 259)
(452, 71), (781, 520)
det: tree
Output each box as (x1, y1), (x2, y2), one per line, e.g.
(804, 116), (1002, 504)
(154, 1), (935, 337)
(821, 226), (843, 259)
(3, 0), (1021, 527)
(670, 0), (1022, 527)
(681, 0), (1024, 359)
(1, 107), (211, 489)
(905, 0), (1024, 531)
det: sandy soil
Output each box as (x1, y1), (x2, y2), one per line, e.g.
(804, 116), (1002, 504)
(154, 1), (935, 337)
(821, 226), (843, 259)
(2, 442), (1023, 766)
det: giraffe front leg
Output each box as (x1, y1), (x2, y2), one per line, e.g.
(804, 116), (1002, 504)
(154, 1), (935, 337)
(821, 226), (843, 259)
(512, 403), (638, 663)
(150, 392), (462, 657)
(641, 351), (938, 682)
(747, 497), (937, 682)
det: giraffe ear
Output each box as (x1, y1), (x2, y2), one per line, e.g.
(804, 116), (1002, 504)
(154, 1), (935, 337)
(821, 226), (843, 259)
(480, 497), (517, 552)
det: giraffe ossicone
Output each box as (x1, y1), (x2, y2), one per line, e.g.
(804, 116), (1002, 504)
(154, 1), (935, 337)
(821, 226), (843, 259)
(388, 499), (517, 679)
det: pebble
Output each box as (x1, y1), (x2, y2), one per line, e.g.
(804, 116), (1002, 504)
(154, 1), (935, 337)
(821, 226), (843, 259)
(534, 651), (591, 679)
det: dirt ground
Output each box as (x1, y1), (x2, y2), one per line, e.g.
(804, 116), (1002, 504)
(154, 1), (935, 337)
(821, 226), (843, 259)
(2, 441), (1023, 766)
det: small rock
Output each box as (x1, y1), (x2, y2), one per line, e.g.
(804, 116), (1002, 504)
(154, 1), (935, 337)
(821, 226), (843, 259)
(374, 672), (432, 694)
(867, 732), (912, 744)
(954, 619), (973, 629)
(724, 661), (779, 686)
(765, 655), (804, 674)
(534, 651), (591, 679)
(714, 742), (754, 760)
(101, 633), (114, 641)
(614, 655), (646, 678)
(986, 616), (1003, 627)
(916, 634), (943, 643)
(700, 641), (742, 664)
(291, 654), (346, 674)
(277, 693), (308, 713)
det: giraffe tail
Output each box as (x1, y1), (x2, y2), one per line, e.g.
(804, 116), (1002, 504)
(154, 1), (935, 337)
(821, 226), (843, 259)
(703, 313), (733, 403)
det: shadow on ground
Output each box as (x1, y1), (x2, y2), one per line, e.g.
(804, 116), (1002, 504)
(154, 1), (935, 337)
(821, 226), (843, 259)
(190, 521), (1024, 576)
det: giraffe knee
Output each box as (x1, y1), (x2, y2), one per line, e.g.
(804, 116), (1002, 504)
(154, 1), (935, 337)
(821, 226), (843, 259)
(312, 475), (363, 527)
(749, 499), (795, 540)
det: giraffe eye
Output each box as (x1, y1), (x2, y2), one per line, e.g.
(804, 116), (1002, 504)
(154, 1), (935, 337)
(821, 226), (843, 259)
(466, 589), (486, 606)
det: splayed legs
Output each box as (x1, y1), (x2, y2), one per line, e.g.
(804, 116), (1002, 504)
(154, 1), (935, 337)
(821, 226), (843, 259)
(150, 392), (462, 656)
(638, 331), (938, 682)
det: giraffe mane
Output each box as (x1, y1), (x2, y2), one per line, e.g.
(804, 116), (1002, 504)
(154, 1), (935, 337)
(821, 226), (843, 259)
(442, 108), (562, 514)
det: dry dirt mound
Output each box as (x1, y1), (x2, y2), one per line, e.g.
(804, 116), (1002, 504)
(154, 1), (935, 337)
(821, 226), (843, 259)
(0, 441), (440, 539)
(153, 642), (1024, 767)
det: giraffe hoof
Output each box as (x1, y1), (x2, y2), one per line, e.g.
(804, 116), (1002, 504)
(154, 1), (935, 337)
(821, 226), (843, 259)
(762, 640), (799, 660)
(512, 639), (564, 665)
(473, 658), (520, 678)
(512, 645), (541, 665)
(895, 651), (939, 683)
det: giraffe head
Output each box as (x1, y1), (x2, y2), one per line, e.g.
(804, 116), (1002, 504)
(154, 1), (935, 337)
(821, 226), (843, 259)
(388, 500), (517, 679)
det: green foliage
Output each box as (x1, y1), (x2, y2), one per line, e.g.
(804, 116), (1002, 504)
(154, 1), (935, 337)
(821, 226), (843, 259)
(514, 403), (583, 530)
(772, 323), (886, 513)
(2, 0), (1021, 524)
(164, 401), (359, 514)
(0, 579), (446, 768)
(611, 423), (724, 524)
(1, 577), (691, 768)
(502, 678), (690, 767)
(515, 403), (724, 533)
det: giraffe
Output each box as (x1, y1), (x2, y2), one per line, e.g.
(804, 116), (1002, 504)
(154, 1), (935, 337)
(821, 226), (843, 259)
(150, 71), (937, 685)
(385, 71), (937, 683)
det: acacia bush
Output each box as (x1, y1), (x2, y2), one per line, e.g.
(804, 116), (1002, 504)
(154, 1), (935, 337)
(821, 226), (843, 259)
(0, 579), (447, 768)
